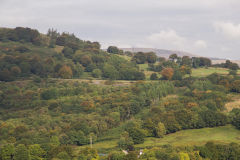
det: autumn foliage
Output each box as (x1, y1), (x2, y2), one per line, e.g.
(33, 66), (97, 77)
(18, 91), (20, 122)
(161, 67), (174, 80)
(58, 65), (73, 79)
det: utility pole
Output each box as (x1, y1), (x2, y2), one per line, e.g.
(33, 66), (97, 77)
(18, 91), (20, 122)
(90, 135), (93, 148)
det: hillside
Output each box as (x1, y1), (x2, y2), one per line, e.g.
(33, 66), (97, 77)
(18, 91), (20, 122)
(0, 27), (240, 160)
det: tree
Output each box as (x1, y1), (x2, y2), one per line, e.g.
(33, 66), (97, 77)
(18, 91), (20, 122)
(229, 63), (239, 70)
(146, 52), (157, 63)
(58, 65), (73, 79)
(181, 56), (192, 66)
(199, 57), (211, 67)
(103, 64), (119, 80)
(57, 151), (71, 160)
(78, 147), (99, 160)
(118, 132), (134, 149)
(0, 69), (13, 81)
(229, 70), (237, 75)
(179, 152), (190, 160)
(15, 144), (30, 160)
(62, 47), (74, 58)
(169, 54), (178, 61)
(161, 68), (174, 80)
(29, 144), (46, 159)
(150, 73), (158, 80)
(126, 128), (145, 144)
(125, 151), (138, 160)
(231, 80), (240, 93)
(107, 46), (120, 54)
(158, 57), (166, 62)
(0, 144), (15, 160)
(41, 88), (58, 100)
(132, 52), (146, 64)
(10, 66), (21, 77)
(73, 63), (84, 78)
(107, 151), (125, 160)
(172, 69), (183, 80)
(80, 55), (92, 67)
(56, 36), (66, 46)
(155, 122), (166, 138)
(231, 109), (240, 129)
(66, 130), (87, 146)
(92, 69), (102, 78)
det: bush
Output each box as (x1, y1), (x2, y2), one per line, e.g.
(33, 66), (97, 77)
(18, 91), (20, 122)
(150, 73), (158, 80)
(126, 128), (145, 144)
(92, 69), (102, 78)
(41, 88), (58, 100)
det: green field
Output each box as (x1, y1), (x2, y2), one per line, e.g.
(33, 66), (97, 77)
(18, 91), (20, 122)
(136, 125), (240, 148)
(190, 67), (240, 77)
(190, 67), (229, 77)
(79, 125), (240, 152)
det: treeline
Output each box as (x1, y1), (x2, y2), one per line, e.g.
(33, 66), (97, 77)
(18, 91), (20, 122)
(107, 142), (240, 160)
(212, 59), (239, 71)
(0, 27), (43, 45)
(0, 27), (145, 81)
(0, 143), (100, 160)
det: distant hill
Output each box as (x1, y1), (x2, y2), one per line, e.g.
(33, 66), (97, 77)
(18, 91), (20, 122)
(120, 48), (198, 58)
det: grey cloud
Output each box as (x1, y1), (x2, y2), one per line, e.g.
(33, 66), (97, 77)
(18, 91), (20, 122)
(0, 0), (240, 59)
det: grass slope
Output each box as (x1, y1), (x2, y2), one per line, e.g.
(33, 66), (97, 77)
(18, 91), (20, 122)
(81, 125), (240, 152)
(191, 67), (240, 77)
(137, 125), (240, 148)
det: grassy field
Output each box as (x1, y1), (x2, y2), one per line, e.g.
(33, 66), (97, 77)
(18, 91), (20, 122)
(116, 54), (132, 61)
(137, 64), (239, 79)
(136, 125), (240, 148)
(191, 67), (240, 77)
(79, 125), (240, 152)
(225, 94), (240, 112)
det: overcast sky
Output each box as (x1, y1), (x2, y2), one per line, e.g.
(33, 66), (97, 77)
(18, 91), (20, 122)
(1, 0), (240, 59)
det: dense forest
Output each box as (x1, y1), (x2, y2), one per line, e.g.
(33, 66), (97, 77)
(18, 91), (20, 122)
(0, 27), (240, 160)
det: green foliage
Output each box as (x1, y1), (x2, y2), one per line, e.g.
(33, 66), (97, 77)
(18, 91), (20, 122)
(57, 151), (71, 160)
(15, 144), (30, 160)
(0, 27), (145, 81)
(58, 65), (73, 79)
(150, 73), (158, 80)
(103, 63), (119, 80)
(107, 46), (120, 54)
(1, 26), (240, 159)
(29, 144), (46, 159)
(107, 151), (125, 160)
(155, 122), (166, 138)
(231, 109), (240, 129)
(62, 46), (74, 58)
(132, 52), (146, 64)
(92, 69), (102, 78)
(78, 147), (99, 160)
(231, 80), (240, 93)
(179, 152), (190, 160)
(118, 132), (134, 149)
(200, 142), (240, 160)
(126, 127), (145, 144)
(41, 88), (58, 100)
(0, 144), (15, 160)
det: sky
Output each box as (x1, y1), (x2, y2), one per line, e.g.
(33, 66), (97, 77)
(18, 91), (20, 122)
(0, 0), (240, 59)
